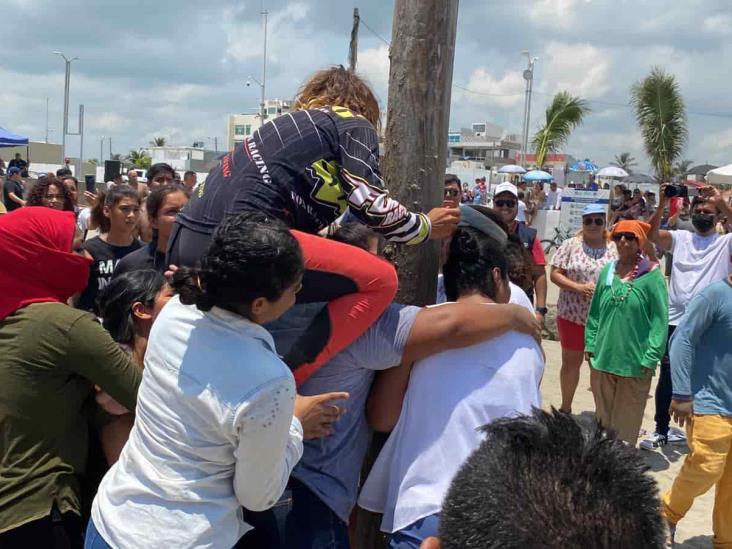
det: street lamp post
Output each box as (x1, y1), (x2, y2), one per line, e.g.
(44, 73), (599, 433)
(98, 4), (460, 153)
(52, 51), (79, 163)
(206, 137), (218, 152)
(520, 51), (538, 168)
(245, 10), (269, 121)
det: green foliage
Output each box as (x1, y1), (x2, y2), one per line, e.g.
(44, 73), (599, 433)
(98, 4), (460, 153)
(531, 92), (590, 168)
(630, 67), (688, 182)
(126, 149), (151, 169)
(611, 152), (637, 174)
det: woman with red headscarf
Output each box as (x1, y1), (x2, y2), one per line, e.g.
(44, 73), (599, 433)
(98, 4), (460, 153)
(584, 220), (669, 446)
(0, 207), (142, 548)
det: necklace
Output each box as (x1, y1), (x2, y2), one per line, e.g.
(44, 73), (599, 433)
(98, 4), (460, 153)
(610, 257), (641, 303)
(582, 240), (607, 260)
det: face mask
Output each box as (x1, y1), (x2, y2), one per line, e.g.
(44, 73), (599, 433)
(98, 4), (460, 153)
(692, 213), (715, 233)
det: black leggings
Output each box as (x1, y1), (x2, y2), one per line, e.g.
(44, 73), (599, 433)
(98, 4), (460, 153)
(653, 324), (677, 436)
(167, 222), (398, 386)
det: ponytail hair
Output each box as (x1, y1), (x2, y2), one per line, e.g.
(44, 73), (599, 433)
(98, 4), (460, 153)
(443, 227), (508, 302)
(172, 212), (304, 315)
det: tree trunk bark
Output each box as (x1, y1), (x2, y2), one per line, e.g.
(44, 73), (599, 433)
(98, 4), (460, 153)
(353, 2), (458, 548)
(382, 0), (459, 305)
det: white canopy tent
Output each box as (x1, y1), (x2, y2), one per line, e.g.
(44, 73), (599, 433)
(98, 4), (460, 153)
(706, 164), (732, 186)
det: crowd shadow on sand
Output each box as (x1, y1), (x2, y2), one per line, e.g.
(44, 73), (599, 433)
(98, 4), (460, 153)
(640, 440), (690, 473)
(674, 535), (714, 548)
(572, 411), (690, 473)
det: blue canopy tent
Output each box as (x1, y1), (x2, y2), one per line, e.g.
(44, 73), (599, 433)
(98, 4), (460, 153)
(0, 127), (30, 175)
(0, 127), (29, 147)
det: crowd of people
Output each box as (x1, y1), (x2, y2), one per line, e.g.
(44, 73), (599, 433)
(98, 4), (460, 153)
(1, 65), (731, 549)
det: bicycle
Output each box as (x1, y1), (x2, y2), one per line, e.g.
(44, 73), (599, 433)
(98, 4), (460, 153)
(541, 226), (575, 255)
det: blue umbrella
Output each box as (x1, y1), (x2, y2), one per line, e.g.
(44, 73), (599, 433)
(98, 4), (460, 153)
(569, 159), (598, 172)
(523, 170), (553, 182)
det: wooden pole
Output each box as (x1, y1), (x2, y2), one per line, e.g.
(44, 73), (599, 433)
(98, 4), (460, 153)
(353, 2), (459, 548)
(349, 8), (360, 72)
(382, 0), (459, 306)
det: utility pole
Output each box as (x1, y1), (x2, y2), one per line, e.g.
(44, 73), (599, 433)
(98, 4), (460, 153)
(100, 136), (105, 164)
(261, 9), (268, 120)
(53, 51), (78, 163)
(353, 1), (459, 546)
(45, 97), (49, 143)
(348, 8), (360, 71)
(520, 51), (537, 167)
(109, 137), (112, 158)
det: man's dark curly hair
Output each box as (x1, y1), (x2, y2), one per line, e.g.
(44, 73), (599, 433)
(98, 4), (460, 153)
(173, 212), (304, 315)
(439, 409), (666, 549)
(26, 176), (75, 212)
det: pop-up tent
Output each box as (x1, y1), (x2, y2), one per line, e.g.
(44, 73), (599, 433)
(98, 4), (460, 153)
(706, 164), (732, 186)
(0, 127), (30, 173)
(0, 127), (29, 147)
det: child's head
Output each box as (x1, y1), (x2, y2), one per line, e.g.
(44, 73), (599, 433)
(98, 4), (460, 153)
(90, 186), (141, 234)
(97, 269), (173, 342)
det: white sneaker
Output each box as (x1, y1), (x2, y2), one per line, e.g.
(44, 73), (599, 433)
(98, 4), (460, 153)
(639, 432), (667, 451)
(667, 428), (687, 443)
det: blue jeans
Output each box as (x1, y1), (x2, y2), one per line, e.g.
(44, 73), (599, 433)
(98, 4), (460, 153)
(237, 477), (349, 549)
(388, 514), (440, 549)
(84, 518), (112, 549)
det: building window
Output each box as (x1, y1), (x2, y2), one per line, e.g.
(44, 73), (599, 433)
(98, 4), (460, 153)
(234, 125), (252, 136)
(267, 107), (278, 115)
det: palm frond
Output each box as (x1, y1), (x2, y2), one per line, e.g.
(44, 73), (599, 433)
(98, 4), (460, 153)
(611, 152), (637, 173)
(630, 67), (688, 181)
(531, 92), (590, 167)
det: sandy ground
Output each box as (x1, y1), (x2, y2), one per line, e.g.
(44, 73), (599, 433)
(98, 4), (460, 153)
(542, 282), (715, 547)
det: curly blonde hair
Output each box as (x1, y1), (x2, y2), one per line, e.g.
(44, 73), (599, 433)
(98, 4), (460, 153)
(292, 65), (381, 130)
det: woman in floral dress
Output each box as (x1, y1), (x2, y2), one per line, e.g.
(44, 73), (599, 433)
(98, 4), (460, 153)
(550, 204), (617, 413)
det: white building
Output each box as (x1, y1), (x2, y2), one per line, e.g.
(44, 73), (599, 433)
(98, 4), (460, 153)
(447, 122), (521, 169)
(227, 99), (292, 150)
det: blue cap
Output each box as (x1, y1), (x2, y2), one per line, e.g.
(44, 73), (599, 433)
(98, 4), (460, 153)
(582, 203), (606, 216)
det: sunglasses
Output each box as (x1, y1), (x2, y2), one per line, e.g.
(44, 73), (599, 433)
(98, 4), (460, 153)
(583, 217), (605, 226)
(611, 232), (637, 242)
(444, 189), (460, 197)
(495, 199), (516, 208)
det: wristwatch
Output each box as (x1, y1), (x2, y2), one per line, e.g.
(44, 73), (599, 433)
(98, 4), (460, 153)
(535, 307), (548, 315)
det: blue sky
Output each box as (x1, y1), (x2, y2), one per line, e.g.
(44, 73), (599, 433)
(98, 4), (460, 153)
(2, 0), (731, 173)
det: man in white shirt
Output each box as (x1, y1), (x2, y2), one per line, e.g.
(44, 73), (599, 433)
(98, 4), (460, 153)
(545, 181), (562, 210)
(359, 224), (545, 548)
(641, 185), (732, 451)
(517, 191), (528, 222)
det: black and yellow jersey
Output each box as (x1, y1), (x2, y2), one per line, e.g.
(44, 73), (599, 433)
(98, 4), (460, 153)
(177, 106), (430, 244)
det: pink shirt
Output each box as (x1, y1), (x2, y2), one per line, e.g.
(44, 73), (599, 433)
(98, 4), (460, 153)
(551, 236), (617, 325)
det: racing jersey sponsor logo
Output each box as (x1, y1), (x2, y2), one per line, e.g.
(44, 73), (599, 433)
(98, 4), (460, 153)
(244, 136), (272, 185)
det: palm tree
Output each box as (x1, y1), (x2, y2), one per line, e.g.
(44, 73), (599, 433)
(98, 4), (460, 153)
(126, 149), (151, 169)
(611, 152), (637, 174)
(673, 159), (694, 178)
(630, 67), (688, 182)
(531, 92), (590, 168)
(149, 136), (166, 147)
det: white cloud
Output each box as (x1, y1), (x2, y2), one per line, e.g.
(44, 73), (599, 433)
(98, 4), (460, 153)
(541, 41), (610, 98)
(701, 127), (732, 153)
(523, 0), (581, 30)
(461, 68), (525, 107)
(357, 45), (390, 100)
(89, 113), (131, 132)
(702, 14), (732, 34)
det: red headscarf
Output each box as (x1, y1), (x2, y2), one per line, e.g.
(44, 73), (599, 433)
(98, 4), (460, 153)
(612, 219), (651, 248)
(0, 207), (91, 320)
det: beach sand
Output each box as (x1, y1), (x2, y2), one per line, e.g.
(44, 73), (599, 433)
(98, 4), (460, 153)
(542, 278), (715, 547)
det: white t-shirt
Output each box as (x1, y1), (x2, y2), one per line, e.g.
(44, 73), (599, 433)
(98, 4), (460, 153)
(358, 313), (544, 533)
(669, 230), (732, 325)
(517, 200), (527, 222)
(546, 189), (562, 209)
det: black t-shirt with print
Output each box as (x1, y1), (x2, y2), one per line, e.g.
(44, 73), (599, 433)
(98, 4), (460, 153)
(77, 236), (142, 313)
